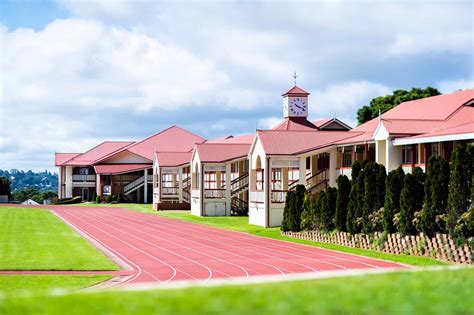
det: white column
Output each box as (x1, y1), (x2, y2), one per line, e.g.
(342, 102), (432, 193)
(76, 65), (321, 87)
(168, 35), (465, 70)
(298, 157), (306, 185)
(264, 157), (271, 228)
(329, 147), (338, 187)
(225, 163), (232, 216)
(65, 166), (73, 198)
(96, 174), (101, 197)
(385, 139), (390, 170)
(58, 167), (63, 198)
(178, 168), (183, 203)
(144, 168), (148, 203)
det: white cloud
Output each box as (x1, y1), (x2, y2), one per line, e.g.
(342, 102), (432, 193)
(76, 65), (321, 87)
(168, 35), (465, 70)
(436, 79), (474, 94)
(258, 117), (281, 130)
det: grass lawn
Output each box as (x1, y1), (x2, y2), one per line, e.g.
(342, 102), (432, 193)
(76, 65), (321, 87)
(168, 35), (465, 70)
(0, 275), (111, 298)
(0, 268), (472, 314)
(80, 203), (445, 267)
(0, 207), (117, 271)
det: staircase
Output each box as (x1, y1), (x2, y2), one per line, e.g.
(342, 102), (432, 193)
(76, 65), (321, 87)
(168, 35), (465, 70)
(231, 197), (248, 216)
(124, 176), (145, 195)
(231, 172), (249, 197)
(182, 175), (191, 202)
(305, 169), (329, 195)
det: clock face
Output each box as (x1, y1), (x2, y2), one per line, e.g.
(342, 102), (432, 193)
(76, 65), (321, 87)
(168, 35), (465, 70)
(289, 97), (307, 116)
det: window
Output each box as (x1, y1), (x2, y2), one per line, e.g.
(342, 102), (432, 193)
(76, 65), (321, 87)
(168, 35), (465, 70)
(430, 143), (440, 158)
(256, 169), (264, 191)
(342, 147), (353, 167)
(271, 168), (282, 190)
(162, 174), (174, 188)
(355, 146), (364, 162)
(204, 172), (217, 189)
(219, 172), (226, 188)
(288, 167), (299, 186)
(402, 145), (412, 164)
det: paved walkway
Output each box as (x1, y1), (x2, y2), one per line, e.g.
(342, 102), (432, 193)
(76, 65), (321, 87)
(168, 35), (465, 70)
(45, 206), (405, 286)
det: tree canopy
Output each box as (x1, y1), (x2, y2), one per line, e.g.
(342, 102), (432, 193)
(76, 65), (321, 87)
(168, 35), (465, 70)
(356, 87), (441, 125)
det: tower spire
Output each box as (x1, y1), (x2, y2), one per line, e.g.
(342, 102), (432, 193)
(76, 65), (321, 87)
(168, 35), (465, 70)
(293, 71), (298, 86)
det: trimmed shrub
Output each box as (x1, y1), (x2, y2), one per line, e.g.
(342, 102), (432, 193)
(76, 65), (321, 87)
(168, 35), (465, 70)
(117, 192), (125, 203)
(383, 167), (405, 233)
(300, 193), (316, 230)
(399, 173), (418, 235)
(104, 195), (112, 203)
(95, 195), (101, 203)
(320, 187), (337, 232)
(362, 162), (380, 233)
(375, 164), (386, 210)
(347, 161), (363, 234)
(420, 156), (450, 236)
(335, 175), (351, 231)
(447, 146), (471, 238)
(412, 167), (426, 211)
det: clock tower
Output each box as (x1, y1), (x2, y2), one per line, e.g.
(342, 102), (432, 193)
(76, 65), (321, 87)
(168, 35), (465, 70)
(282, 86), (310, 118)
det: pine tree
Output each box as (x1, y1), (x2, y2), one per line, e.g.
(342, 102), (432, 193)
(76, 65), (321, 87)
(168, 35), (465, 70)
(320, 187), (337, 232)
(400, 173), (417, 235)
(281, 191), (295, 232)
(375, 164), (387, 210)
(292, 184), (306, 231)
(383, 167), (405, 233)
(412, 166), (426, 211)
(420, 156), (450, 236)
(335, 175), (351, 231)
(362, 162), (378, 233)
(347, 161), (362, 233)
(447, 146), (471, 237)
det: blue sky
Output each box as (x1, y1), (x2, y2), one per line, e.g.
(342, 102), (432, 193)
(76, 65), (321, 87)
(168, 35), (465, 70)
(0, 0), (472, 171)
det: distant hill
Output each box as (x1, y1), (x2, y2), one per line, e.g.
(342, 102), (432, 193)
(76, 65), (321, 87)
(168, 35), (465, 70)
(0, 169), (58, 192)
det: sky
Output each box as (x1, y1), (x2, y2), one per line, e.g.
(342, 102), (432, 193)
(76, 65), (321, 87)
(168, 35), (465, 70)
(0, 0), (473, 172)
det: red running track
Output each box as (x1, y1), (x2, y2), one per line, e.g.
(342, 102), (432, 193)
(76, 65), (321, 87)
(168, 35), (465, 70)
(51, 206), (405, 286)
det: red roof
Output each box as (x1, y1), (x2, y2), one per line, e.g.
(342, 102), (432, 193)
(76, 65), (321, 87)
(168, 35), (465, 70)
(55, 153), (80, 166)
(195, 143), (251, 163)
(272, 118), (318, 131)
(257, 130), (363, 155)
(382, 89), (473, 120)
(407, 122), (474, 139)
(63, 142), (133, 166)
(282, 86), (310, 96)
(155, 151), (192, 167)
(312, 118), (332, 128)
(206, 134), (255, 144)
(94, 164), (150, 175)
(124, 126), (206, 161)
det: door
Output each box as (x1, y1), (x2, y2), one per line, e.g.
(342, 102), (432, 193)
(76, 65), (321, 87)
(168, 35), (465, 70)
(81, 188), (89, 201)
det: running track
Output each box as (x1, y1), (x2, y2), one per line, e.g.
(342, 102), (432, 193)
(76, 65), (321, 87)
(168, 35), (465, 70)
(51, 206), (405, 285)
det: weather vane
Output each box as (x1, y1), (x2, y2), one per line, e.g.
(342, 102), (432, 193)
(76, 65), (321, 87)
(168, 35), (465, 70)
(293, 71), (298, 86)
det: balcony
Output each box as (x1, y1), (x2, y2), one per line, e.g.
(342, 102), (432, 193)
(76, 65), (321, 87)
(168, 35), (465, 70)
(204, 188), (226, 199)
(72, 175), (96, 182)
(162, 187), (179, 195)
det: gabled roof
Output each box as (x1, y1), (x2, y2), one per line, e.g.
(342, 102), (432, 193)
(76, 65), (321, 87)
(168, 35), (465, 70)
(257, 130), (363, 155)
(62, 142), (133, 166)
(55, 153), (80, 166)
(282, 86), (310, 96)
(382, 89), (473, 121)
(195, 143), (251, 163)
(272, 117), (318, 131)
(206, 134), (255, 144)
(124, 126), (206, 161)
(155, 151), (192, 167)
(313, 118), (352, 131)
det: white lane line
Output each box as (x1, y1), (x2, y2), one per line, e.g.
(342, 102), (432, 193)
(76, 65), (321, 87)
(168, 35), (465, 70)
(77, 212), (213, 283)
(62, 210), (178, 284)
(105, 211), (320, 274)
(51, 210), (143, 287)
(137, 211), (384, 269)
(99, 213), (251, 279)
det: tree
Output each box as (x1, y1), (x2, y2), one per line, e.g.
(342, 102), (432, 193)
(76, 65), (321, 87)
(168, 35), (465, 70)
(347, 161), (363, 233)
(399, 173), (418, 235)
(412, 167), (426, 211)
(447, 146), (471, 237)
(0, 177), (11, 197)
(301, 193), (316, 230)
(335, 175), (351, 231)
(362, 162), (379, 233)
(375, 164), (386, 211)
(281, 184), (306, 232)
(320, 187), (337, 232)
(383, 167), (405, 233)
(356, 87), (441, 125)
(420, 156), (450, 236)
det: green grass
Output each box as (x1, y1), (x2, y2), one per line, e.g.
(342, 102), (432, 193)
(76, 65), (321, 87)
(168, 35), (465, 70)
(0, 275), (111, 298)
(1, 268), (472, 314)
(79, 203), (446, 267)
(0, 207), (117, 271)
